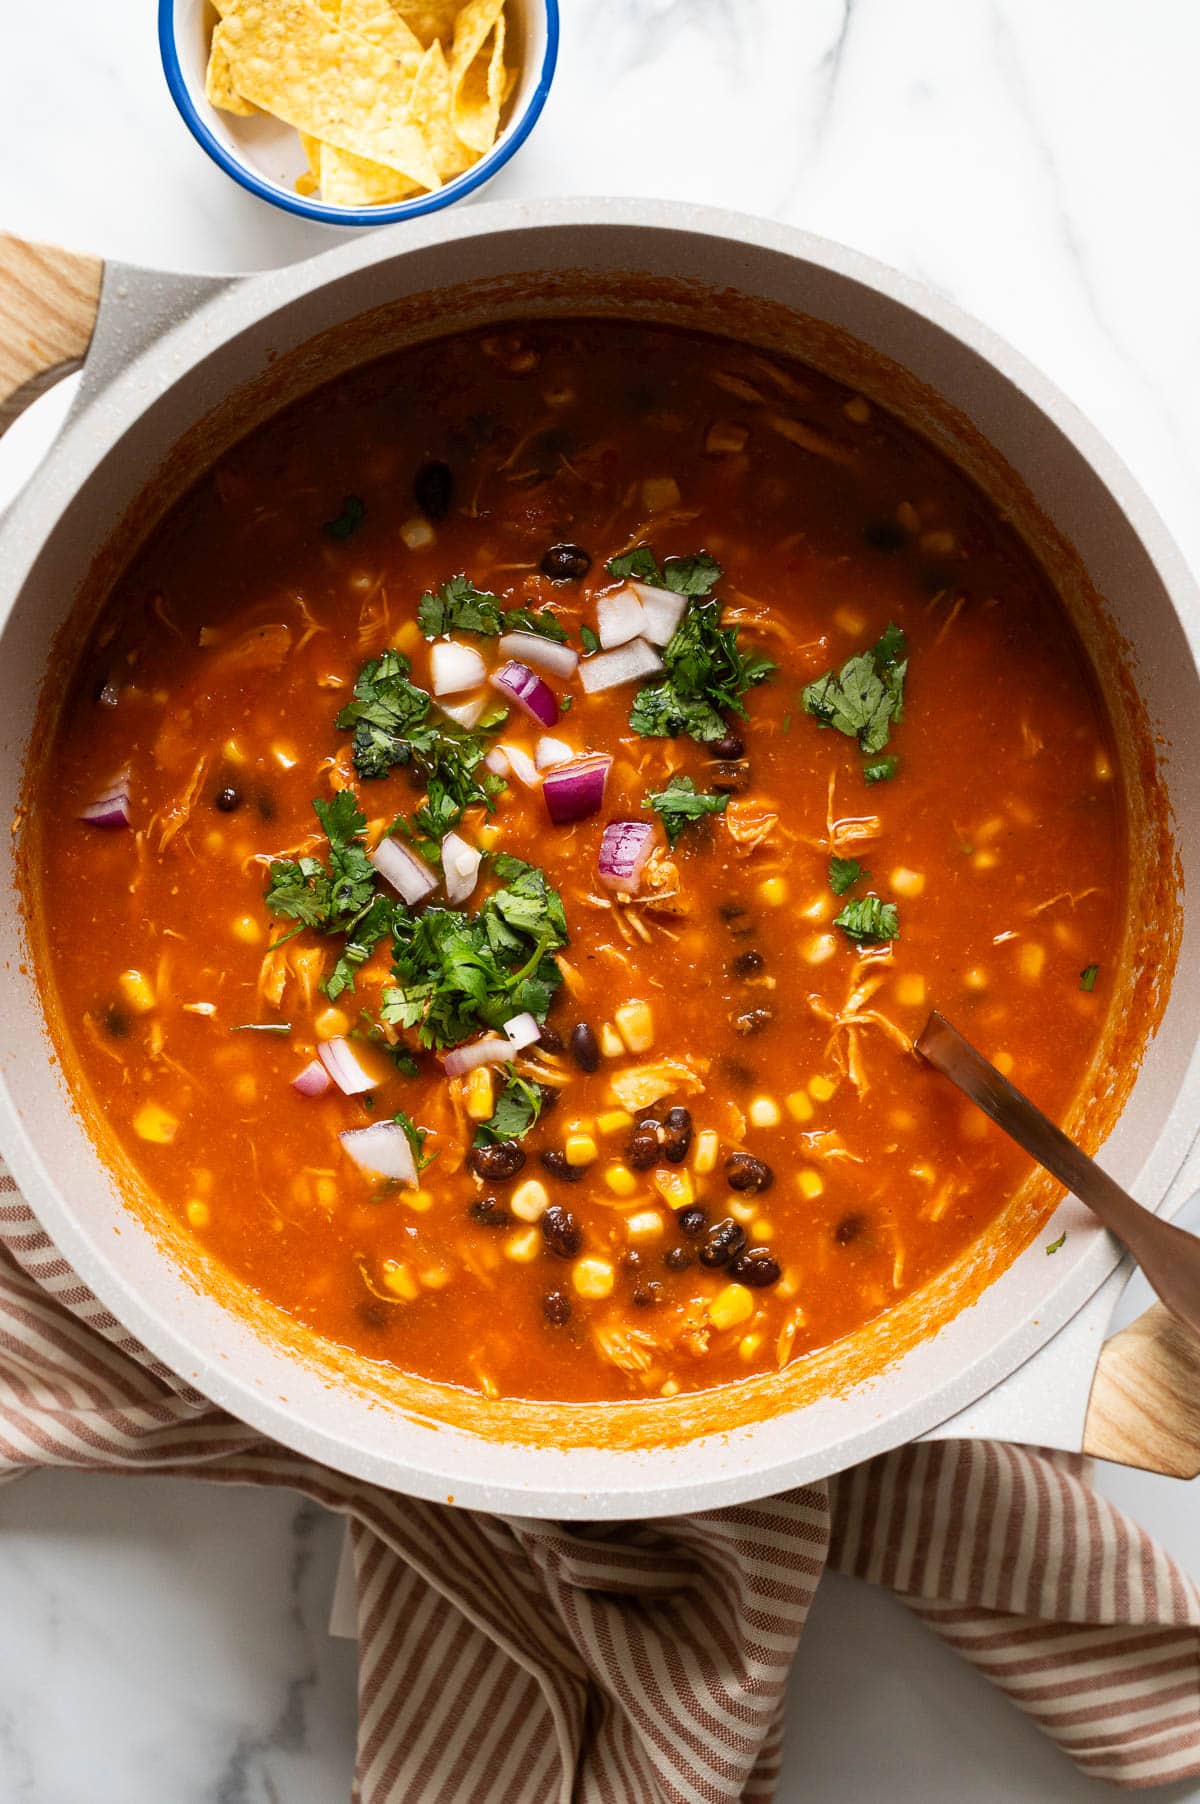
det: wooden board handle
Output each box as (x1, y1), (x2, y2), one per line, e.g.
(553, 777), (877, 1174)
(0, 234), (103, 439)
(1082, 1303), (1200, 1477)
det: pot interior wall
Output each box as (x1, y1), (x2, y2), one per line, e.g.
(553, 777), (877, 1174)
(1, 215), (1196, 1509)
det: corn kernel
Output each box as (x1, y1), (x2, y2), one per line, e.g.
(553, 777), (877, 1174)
(707, 1283), (754, 1330)
(380, 1259), (420, 1301)
(272, 744), (298, 771)
(641, 476), (680, 513)
(784, 1089), (814, 1124)
(729, 1199), (756, 1225)
(596, 1109), (633, 1136)
(392, 619), (420, 653)
(314, 1176), (338, 1210)
(964, 968), (988, 992)
(615, 1001), (654, 1054)
(800, 893), (832, 921)
(118, 969), (157, 1015)
(798, 1168), (824, 1200)
(705, 420), (749, 456)
(419, 1265), (451, 1290)
(738, 1331), (765, 1361)
(605, 1164), (638, 1197)
(833, 605), (867, 636)
(222, 737), (246, 765)
(919, 528), (956, 556)
(133, 1102), (177, 1144)
(504, 1226), (541, 1263)
(759, 877), (788, 907)
(890, 866), (925, 899)
(599, 1023), (624, 1058)
(803, 933), (838, 965)
(750, 1217), (773, 1241)
(401, 516), (435, 550)
(896, 500), (921, 533)
(660, 1379), (680, 1398)
(808, 1074), (837, 1102)
(477, 822), (502, 851)
(843, 396), (872, 424)
(693, 1129), (719, 1174)
(895, 973), (927, 1008)
(748, 1095), (780, 1129)
(464, 1066), (495, 1123)
(573, 1256), (616, 1299)
(314, 1006), (350, 1040)
(186, 1199), (210, 1229)
(993, 1050), (1015, 1076)
(232, 914), (263, 945)
(1019, 942), (1045, 982)
(626, 1209), (665, 1242)
(1095, 749), (1113, 781)
(564, 1133), (598, 1168)
(233, 1073), (256, 1106)
(511, 1178), (550, 1223)
(973, 849), (999, 872)
(403, 1189), (434, 1214)
(653, 1166), (694, 1210)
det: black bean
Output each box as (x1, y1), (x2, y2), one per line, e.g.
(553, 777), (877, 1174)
(570, 1022), (600, 1073)
(543, 1290), (571, 1325)
(214, 786), (241, 813)
(541, 1204), (583, 1259)
(632, 1281), (664, 1308)
(356, 1299), (390, 1331)
(537, 1025), (564, 1055)
(255, 789), (276, 822)
(660, 1106), (692, 1164)
(734, 1008), (774, 1037)
(731, 1247), (782, 1288)
(536, 1083), (561, 1116)
(718, 900), (749, 924)
(711, 762), (752, 794)
(709, 731), (744, 761)
(468, 1141), (526, 1182)
(469, 1195), (511, 1228)
(413, 459), (454, 520)
(834, 1212), (868, 1246)
(699, 1217), (747, 1268)
(620, 1248), (643, 1270)
(663, 1245), (694, 1271)
(540, 1148), (584, 1184)
(677, 1206), (708, 1239)
(864, 520), (906, 553)
(721, 1058), (757, 1087)
(726, 1152), (774, 1194)
(103, 1004), (131, 1039)
(540, 542), (591, 583)
(627, 1118), (662, 1170)
(731, 949), (764, 978)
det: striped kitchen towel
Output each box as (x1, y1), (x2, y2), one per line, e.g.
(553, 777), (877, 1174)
(0, 1166), (1197, 1801)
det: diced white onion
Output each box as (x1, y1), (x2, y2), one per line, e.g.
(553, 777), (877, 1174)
(370, 835), (438, 905)
(596, 585), (646, 649)
(484, 746), (509, 777)
(442, 830), (482, 905)
(431, 639), (486, 696)
(497, 631), (579, 679)
(339, 1121), (418, 1185)
(631, 581), (688, 644)
(578, 638), (664, 695)
(436, 693), (486, 729)
(535, 735), (574, 770)
(497, 741), (541, 788)
(443, 1034), (515, 1078)
(503, 1012), (542, 1051)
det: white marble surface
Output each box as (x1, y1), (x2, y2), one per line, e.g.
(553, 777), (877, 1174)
(3, 1), (1200, 1798)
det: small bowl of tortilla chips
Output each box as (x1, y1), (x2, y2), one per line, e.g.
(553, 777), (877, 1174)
(160, 0), (558, 224)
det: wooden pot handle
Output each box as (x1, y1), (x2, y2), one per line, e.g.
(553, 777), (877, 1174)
(0, 234), (103, 439)
(1082, 1303), (1200, 1478)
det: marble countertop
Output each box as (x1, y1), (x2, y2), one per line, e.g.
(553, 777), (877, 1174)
(3, 1), (1200, 1798)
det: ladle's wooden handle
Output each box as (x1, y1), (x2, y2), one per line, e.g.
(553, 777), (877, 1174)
(0, 233), (103, 438)
(1083, 1304), (1200, 1478)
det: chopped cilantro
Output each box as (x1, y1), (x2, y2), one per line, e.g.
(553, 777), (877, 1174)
(393, 1109), (436, 1170)
(325, 892), (395, 1002)
(1045, 1232), (1067, 1255)
(828, 856), (866, 896)
(606, 547), (723, 596)
(833, 895), (899, 944)
(625, 552), (774, 744)
(644, 776), (729, 849)
(334, 650), (431, 779)
(264, 791), (376, 935)
(382, 854), (567, 1049)
(1080, 964), (1099, 993)
(802, 623), (908, 755)
(417, 574), (504, 638)
(473, 1066), (545, 1144)
(580, 624), (600, 656)
(500, 606), (569, 643)
(863, 754), (899, 784)
(323, 495), (366, 541)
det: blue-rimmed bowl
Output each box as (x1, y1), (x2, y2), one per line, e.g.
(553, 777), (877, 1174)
(159, 0), (558, 226)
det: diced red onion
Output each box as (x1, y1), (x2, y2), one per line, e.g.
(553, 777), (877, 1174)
(542, 753), (612, 824)
(597, 585), (646, 649)
(293, 1057), (333, 1098)
(370, 834), (438, 905)
(339, 1121), (418, 1185)
(535, 734), (573, 770)
(489, 659), (559, 727)
(503, 1012), (542, 1052)
(79, 768), (132, 829)
(497, 631), (578, 680)
(443, 1033), (514, 1078)
(318, 1036), (382, 1096)
(431, 639), (486, 696)
(631, 581), (688, 644)
(598, 819), (656, 894)
(437, 693), (485, 729)
(442, 830), (482, 905)
(577, 639), (664, 695)
(498, 741), (541, 788)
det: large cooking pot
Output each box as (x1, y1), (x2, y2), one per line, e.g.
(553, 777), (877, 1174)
(2, 201), (1199, 1517)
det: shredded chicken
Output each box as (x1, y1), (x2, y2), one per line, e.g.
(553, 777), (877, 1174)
(199, 621), (292, 675)
(1027, 887), (1099, 916)
(809, 962), (914, 1096)
(609, 1058), (706, 1112)
(155, 755), (209, 851)
(723, 797), (779, 855)
(764, 412), (856, 467)
(822, 770), (881, 857)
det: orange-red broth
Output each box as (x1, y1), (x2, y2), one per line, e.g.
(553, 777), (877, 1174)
(31, 322), (1124, 1405)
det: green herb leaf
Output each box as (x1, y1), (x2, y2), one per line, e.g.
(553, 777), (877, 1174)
(828, 856), (865, 896)
(606, 546), (661, 584)
(580, 624), (600, 656)
(863, 754), (899, 784)
(393, 1109), (436, 1170)
(417, 574), (504, 639)
(833, 895), (899, 944)
(473, 1066), (545, 1144)
(323, 495), (366, 541)
(802, 623), (908, 754)
(501, 606), (569, 643)
(1080, 964), (1099, 993)
(627, 563), (775, 745)
(605, 547), (724, 597)
(644, 776), (730, 849)
(1045, 1232), (1067, 1255)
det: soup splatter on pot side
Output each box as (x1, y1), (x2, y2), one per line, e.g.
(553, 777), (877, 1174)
(30, 321), (1125, 1405)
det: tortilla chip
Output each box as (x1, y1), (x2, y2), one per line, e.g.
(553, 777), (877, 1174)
(319, 142), (421, 205)
(409, 39), (476, 179)
(205, 28), (257, 114)
(386, 0), (464, 46)
(340, 0), (424, 60)
(218, 0), (441, 189)
(449, 0), (506, 153)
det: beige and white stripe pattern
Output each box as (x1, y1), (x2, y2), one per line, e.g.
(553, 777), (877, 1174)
(1, 1163), (1197, 1801)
